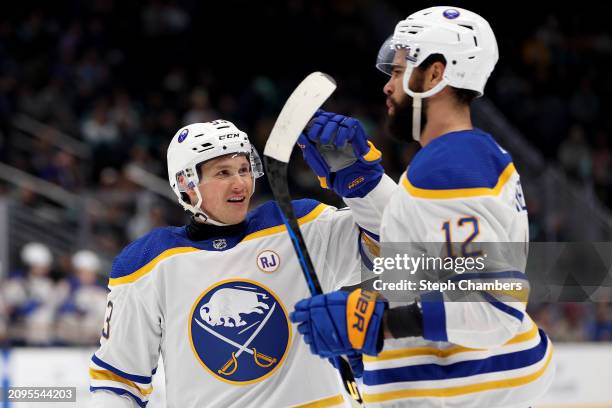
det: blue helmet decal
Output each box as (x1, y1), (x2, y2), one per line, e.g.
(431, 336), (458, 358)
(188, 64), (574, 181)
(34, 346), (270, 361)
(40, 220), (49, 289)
(178, 128), (189, 143)
(189, 279), (291, 384)
(443, 9), (460, 19)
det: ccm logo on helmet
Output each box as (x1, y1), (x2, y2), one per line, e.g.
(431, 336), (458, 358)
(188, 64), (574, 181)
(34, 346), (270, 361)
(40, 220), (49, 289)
(219, 133), (240, 140)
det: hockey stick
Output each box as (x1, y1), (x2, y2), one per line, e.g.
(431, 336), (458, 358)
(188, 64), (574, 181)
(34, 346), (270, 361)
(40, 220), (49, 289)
(263, 72), (364, 405)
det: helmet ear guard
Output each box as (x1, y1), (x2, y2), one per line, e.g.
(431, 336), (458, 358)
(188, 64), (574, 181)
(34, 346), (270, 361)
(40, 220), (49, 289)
(175, 170), (197, 206)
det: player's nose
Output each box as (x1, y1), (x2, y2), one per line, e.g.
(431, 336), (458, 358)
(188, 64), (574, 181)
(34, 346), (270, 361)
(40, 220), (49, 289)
(383, 79), (393, 96)
(230, 175), (248, 191)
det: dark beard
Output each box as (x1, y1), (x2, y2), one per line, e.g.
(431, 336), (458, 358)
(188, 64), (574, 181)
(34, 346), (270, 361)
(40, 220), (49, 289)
(386, 95), (428, 142)
(386, 74), (428, 142)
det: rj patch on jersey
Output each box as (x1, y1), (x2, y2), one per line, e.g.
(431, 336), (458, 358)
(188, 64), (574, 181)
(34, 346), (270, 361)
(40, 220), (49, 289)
(188, 279), (291, 385)
(257, 250), (280, 273)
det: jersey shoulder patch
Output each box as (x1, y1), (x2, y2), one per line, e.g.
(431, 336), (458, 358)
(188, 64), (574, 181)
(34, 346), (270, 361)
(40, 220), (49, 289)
(110, 227), (196, 280)
(406, 129), (515, 197)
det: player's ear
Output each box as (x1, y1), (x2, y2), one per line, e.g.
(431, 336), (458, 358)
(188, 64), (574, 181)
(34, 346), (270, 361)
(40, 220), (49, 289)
(178, 174), (197, 204)
(427, 61), (446, 88)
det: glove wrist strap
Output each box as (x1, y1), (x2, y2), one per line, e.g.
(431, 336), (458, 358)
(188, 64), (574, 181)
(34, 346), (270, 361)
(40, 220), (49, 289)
(385, 301), (424, 339)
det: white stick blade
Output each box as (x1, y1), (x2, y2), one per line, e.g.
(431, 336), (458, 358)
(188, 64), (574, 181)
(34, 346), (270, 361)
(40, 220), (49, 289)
(263, 72), (336, 163)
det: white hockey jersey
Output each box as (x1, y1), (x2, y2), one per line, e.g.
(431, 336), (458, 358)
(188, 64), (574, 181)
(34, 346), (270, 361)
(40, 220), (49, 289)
(89, 177), (394, 408)
(367, 129), (554, 407)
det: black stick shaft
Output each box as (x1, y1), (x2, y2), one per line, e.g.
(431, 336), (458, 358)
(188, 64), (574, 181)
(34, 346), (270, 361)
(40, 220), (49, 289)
(263, 156), (364, 405)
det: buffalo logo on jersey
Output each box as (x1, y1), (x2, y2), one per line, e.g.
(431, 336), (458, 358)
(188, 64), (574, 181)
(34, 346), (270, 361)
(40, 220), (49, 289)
(189, 279), (291, 384)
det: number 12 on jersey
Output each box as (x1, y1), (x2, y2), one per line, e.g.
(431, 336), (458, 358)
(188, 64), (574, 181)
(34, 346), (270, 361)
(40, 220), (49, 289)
(442, 217), (482, 257)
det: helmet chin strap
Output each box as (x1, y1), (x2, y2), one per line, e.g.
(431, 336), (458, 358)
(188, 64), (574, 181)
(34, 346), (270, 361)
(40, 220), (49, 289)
(179, 188), (230, 226)
(194, 211), (229, 226)
(412, 96), (422, 143)
(402, 64), (449, 142)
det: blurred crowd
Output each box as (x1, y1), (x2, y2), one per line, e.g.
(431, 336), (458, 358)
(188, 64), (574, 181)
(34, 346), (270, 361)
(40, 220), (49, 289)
(488, 12), (612, 208)
(0, 1), (610, 345)
(0, 242), (107, 346)
(530, 302), (612, 342)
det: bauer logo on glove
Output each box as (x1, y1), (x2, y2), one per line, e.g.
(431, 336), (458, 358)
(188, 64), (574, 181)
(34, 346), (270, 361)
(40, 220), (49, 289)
(290, 289), (387, 358)
(347, 289), (379, 350)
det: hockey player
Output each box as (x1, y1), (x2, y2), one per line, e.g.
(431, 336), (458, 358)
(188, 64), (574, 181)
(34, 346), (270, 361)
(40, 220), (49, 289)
(291, 6), (554, 407)
(89, 119), (396, 407)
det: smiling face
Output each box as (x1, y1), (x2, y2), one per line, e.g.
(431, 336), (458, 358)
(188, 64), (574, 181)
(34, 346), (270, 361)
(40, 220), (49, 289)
(193, 154), (253, 225)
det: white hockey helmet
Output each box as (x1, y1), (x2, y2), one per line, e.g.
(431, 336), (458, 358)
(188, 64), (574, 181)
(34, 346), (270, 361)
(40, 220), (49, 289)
(21, 242), (52, 268)
(167, 120), (264, 224)
(72, 250), (101, 272)
(376, 7), (498, 140)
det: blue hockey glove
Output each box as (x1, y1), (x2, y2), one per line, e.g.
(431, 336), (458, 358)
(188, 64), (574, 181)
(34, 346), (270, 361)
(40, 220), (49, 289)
(290, 289), (387, 358)
(297, 110), (383, 198)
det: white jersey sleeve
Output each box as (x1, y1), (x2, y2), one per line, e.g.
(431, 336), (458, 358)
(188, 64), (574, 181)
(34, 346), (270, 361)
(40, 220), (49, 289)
(343, 174), (396, 235)
(89, 236), (164, 407)
(306, 174), (396, 291)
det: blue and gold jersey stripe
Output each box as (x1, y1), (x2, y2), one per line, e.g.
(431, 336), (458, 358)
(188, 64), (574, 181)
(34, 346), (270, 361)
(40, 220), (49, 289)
(242, 203), (328, 242)
(363, 329), (548, 385)
(363, 338), (552, 403)
(403, 163), (516, 199)
(364, 321), (538, 362)
(109, 246), (200, 287)
(90, 386), (147, 407)
(108, 203), (329, 287)
(89, 368), (153, 396)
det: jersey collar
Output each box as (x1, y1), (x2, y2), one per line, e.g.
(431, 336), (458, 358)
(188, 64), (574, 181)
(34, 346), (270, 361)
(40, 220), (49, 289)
(186, 217), (246, 241)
